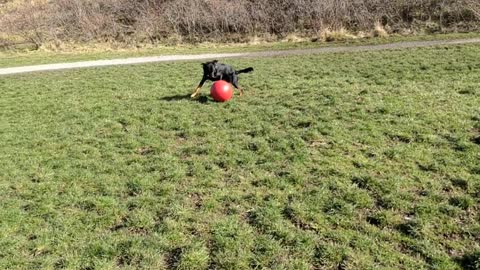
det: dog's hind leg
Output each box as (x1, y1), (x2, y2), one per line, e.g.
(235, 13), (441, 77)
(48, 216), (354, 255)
(238, 87), (244, 96)
(231, 76), (244, 96)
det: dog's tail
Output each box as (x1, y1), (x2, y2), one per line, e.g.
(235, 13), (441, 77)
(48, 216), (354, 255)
(235, 67), (254, 74)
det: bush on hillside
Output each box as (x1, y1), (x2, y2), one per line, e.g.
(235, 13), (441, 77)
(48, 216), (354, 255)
(0, 0), (478, 48)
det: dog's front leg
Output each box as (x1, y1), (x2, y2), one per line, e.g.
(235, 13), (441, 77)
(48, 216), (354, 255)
(191, 77), (207, 98)
(191, 86), (201, 98)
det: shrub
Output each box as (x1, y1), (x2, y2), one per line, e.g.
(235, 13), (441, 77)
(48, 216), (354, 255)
(0, 0), (479, 47)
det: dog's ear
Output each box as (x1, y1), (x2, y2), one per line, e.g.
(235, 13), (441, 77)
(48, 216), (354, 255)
(213, 60), (218, 63)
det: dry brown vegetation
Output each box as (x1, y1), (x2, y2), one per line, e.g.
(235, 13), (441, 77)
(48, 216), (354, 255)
(0, 0), (479, 48)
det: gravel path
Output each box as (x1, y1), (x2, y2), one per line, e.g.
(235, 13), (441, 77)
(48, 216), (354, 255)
(1, 38), (479, 76)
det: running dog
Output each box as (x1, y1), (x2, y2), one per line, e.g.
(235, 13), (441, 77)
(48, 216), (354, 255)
(191, 60), (254, 98)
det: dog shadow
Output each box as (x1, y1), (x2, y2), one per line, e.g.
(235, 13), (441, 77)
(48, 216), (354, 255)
(159, 94), (209, 104)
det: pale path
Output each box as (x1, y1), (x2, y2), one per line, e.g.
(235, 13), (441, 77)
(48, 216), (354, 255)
(1, 38), (479, 76)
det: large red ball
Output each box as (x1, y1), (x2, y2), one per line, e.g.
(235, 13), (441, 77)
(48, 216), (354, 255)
(210, 80), (233, 102)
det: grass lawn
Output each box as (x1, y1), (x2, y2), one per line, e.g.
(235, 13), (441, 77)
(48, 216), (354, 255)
(1, 44), (480, 269)
(1, 32), (480, 69)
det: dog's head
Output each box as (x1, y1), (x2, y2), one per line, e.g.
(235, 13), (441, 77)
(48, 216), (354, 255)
(202, 60), (219, 78)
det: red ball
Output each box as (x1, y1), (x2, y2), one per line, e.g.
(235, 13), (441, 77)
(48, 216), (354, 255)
(210, 80), (233, 102)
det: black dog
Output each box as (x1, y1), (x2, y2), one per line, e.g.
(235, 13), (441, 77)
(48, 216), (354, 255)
(191, 60), (254, 98)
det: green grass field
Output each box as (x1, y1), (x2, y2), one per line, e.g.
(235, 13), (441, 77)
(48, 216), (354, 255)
(1, 44), (480, 269)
